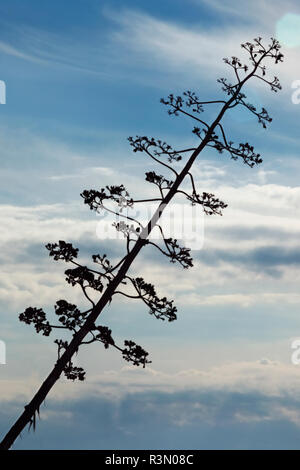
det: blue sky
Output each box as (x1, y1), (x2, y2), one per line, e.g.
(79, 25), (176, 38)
(1, 0), (300, 449)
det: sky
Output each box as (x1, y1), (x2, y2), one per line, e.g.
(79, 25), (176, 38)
(1, 0), (300, 450)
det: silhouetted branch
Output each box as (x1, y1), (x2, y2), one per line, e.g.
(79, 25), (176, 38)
(128, 136), (179, 175)
(152, 238), (193, 269)
(127, 276), (177, 322)
(160, 93), (210, 128)
(0, 36), (284, 450)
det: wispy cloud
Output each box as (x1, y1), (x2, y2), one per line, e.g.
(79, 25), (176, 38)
(105, 6), (296, 92)
(0, 40), (44, 64)
(0, 22), (110, 76)
(1, 4), (296, 90)
(192, 0), (297, 26)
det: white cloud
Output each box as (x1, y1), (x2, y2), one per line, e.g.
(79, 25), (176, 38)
(1, 177), (300, 310)
(2, 358), (300, 407)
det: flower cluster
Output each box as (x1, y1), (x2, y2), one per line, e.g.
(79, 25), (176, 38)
(65, 266), (104, 292)
(164, 238), (193, 268)
(81, 185), (133, 213)
(122, 340), (150, 368)
(19, 307), (52, 336)
(45, 240), (78, 262)
(132, 277), (177, 322)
